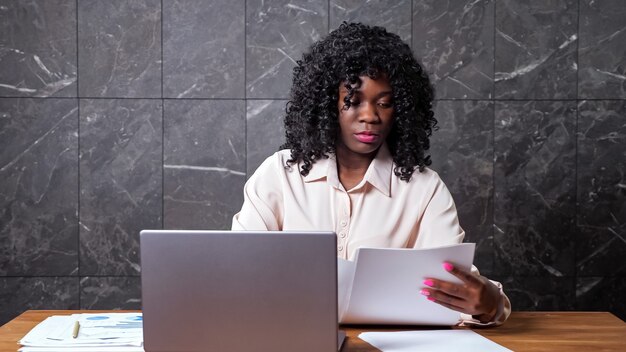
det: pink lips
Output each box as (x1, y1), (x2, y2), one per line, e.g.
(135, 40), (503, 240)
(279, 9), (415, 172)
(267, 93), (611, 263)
(354, 132), (379, 143)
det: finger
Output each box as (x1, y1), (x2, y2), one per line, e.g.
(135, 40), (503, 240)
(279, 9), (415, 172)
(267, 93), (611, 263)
(420, 288), (466, 308)
(435, 281), (467, 300)
(424, 294), (466, 313)
(442, 262), (482, 287)
(423, 278), (469, 300)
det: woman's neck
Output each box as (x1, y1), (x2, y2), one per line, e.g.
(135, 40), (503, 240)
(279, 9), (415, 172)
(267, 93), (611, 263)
(335, 145), (376, 190)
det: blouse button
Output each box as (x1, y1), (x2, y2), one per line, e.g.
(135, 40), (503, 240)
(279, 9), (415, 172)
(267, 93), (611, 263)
(338, 245), (344, 251)
(340, 220), (347, 227)
(339, 232), (346, 238)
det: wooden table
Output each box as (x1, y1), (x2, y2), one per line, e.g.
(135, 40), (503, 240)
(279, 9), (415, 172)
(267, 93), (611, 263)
(1, 310), (625, 351)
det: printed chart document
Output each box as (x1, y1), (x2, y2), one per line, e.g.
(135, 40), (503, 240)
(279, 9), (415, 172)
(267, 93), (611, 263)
(19, 313), (144, 352)
(338, 243), (475, 325)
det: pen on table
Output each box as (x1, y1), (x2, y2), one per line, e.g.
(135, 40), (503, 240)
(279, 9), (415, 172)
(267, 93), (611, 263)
(72, 321), (80, 339)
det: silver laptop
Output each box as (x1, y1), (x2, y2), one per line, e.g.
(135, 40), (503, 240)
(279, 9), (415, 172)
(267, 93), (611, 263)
(140, 230), (345, 352)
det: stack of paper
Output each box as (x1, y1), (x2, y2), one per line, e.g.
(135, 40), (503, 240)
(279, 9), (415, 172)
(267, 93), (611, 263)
(338, 243), (476, 325)
(19, 313), (144, 352)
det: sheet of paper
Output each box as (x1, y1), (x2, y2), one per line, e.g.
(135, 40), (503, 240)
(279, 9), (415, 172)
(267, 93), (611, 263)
(340, 243), (475, 325)
(338, 257), (356, 321)
(19, 313), (143, 348)
(359, 330), (512, 352)
(19, 347), (144, 352)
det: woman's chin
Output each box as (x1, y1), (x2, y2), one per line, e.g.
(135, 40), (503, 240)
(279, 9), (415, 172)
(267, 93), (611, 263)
(347, 143), (381, 157)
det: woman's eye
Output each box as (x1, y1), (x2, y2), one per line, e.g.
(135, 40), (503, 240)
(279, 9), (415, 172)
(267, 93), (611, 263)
(341, 101), (358, 111)
(378, 102), (393, 108)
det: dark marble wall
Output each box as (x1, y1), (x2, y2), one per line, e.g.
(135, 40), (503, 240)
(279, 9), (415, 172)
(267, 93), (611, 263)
(0, 0), (624, 325)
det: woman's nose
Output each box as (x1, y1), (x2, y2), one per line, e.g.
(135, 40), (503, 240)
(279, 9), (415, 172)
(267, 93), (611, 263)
(358, 103), (380, 123)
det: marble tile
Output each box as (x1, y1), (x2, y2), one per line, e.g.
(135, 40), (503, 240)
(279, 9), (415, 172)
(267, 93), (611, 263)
(0, 277), (79, 325)
(163, 0), (244, 99)
(496, 276), (575, 311)
(77, 0), (161, 98)
(579, 0), (626, 98)
(429, 101), (494, 275)
(0, 98), (78, 276)
(493, 101), (576, 277)
(576, 276), (626, 321)
(413, 0), (494, 99)
(79, 99), (162, 276)
(80, 276), (141, 309)
(495, 0), (578, 99)
(330, 0), (411, 43)
(577, 100), (626, 276)
(164, 100), (246, 230)
(246, 100), (286, 177)
(0, 0), (77, 97)
(577, 226), (626, 280)
(246, 0), (328, 99)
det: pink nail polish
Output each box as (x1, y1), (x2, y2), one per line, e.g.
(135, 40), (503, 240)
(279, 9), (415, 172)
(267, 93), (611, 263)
(423, 279), (434, 287)
(427, 297), (436, 301)
(420, 289), (430, 296)
(443, 262), (454, 272)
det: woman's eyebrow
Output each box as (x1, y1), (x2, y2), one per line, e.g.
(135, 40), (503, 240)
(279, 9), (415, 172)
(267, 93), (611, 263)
(376, 90), (393, 98)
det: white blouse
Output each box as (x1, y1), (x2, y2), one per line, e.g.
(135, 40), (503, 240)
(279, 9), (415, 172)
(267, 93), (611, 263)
(232, 144), (511, 326)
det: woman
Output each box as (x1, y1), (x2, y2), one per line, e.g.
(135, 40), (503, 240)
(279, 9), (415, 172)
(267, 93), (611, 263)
(233, 22), (510, 326)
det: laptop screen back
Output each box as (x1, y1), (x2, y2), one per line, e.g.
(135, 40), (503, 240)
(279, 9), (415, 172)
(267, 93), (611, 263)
(140, 230), (338, 352)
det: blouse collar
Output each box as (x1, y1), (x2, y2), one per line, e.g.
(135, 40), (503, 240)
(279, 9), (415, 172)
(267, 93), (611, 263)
(303, 143), (393, 197)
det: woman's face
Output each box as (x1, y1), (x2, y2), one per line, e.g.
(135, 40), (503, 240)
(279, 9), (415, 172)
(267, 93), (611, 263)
(336, 75), (394, 158)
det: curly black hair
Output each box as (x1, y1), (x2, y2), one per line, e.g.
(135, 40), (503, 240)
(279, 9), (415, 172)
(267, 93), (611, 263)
(280, 22), (437, 181)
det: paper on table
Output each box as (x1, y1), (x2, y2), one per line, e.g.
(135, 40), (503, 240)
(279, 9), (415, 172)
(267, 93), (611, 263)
(19, 313), (143, 350)
(338, 243), (475, 325)
(359, 330), (512, 352)
(20, 347), (144, 352)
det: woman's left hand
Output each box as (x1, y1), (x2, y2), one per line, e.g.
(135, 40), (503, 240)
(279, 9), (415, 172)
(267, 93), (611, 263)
(421, 262), (501, 323)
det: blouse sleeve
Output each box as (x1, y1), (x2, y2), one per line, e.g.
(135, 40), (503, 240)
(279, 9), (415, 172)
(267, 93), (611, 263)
(231, 154), (284, 231)
(412, 173), (465, 248)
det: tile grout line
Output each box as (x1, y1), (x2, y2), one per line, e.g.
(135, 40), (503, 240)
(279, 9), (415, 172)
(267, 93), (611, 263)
(245, 0), (248, 179)
(5, 96), (626, 102)
(161, 0), (165, 230)
(75, 0), (82, 309)
(491, 0), (496, 276)
(410, 0), (413, 50)
(574, 0), (581, 309)
(9, 274), (625, 279)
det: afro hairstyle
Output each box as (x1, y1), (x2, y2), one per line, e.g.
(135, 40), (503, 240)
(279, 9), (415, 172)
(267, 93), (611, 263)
(281, 21), (437, 181)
